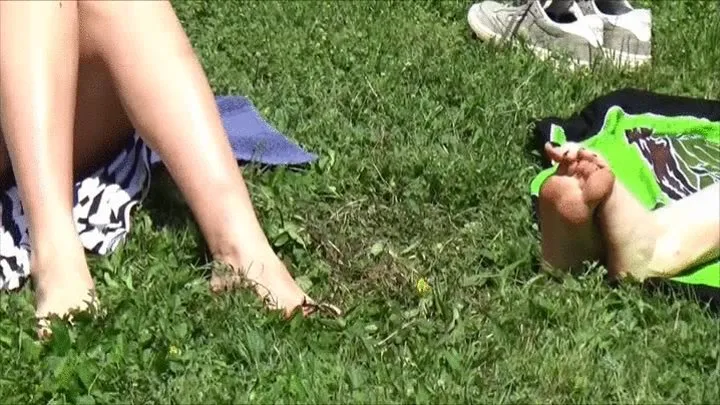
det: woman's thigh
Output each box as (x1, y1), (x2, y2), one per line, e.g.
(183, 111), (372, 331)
(0, 55), (134, 190)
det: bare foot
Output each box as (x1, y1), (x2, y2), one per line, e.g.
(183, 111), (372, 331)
(542, 142), (615, 223)
(538, 142), (614, 270)
(539, 142), (665, 281)
(210, 246), (340, 318)
(540, 142), (718, 282)
(32, 237), (96, 338)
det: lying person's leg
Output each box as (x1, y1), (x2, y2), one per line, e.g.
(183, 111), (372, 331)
(76, 0), (320, 316)
(0, 1), (95, 321)
(600, 178), (720, 281)
(542, 142), (720, 280)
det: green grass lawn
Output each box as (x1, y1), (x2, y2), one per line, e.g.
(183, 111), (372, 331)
(2, 0), (719, 403)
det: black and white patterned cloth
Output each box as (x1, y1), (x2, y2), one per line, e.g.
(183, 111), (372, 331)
(0, 135), (152, 290)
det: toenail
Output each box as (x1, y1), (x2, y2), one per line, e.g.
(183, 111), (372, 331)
(550, 141), (561, 147)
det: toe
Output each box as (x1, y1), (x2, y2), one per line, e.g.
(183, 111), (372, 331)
(562, 142), (583, 161)
(583, 168), (615, 206)
(36, 318), (52, 341)
(578, 148), (609, 168)
(593, 153), (609, 168)
(578, 148), (598, 164)
(287, 297), (343, 318)
(576, 160), (597, 178)
(566, 160), (580, 175)
(545, 142), (564, 163)
(546, 142), (582, 163)
(209, 277), (227, 293)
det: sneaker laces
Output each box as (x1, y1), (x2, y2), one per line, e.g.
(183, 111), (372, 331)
(500, 0), (535, 42)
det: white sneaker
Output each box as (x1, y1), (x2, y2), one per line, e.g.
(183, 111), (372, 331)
(468, 0), (604, 67)
(576, 0), (652, 67)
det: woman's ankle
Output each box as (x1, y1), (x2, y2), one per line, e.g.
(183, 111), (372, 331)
(30, 233), (92, 284)
(207, 223), (276, 264)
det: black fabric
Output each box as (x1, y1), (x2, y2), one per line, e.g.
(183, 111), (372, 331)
(529, 88), (720, 309)
(532, 88), (720, 168)
(643, 279), (720, 314)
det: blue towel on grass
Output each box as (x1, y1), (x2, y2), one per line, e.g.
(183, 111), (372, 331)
(147, 96), (317, 166)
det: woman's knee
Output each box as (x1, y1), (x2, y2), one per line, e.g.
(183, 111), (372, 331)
(77, 0), (187, 61)
(78, 0), (172, 31)
(77, 0), (156, 54)
(78, 0), (145, 21)
(77, 1), (123, 56)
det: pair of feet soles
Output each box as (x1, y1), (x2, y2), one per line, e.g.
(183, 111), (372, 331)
(542, 141), (615, 225)
(538, 141), (619, 275)
(542, 141), (719, 282)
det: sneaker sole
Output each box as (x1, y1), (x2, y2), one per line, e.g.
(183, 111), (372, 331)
(467, 4), (592, 68)
(603, 48), (652, 68)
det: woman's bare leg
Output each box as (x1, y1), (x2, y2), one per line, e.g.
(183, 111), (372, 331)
(0, 0), (95, 321)
(0, 58), (131, 188)
(77, 1), (313, 315)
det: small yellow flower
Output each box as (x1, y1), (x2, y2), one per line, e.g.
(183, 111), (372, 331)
(416, 278), (431, 296)
(168, 345), (182, 357)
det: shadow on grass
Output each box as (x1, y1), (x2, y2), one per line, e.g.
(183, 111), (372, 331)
(642, 279), (720, 315)
(141, 167), (211, 278)
(140, 162), (314, 280)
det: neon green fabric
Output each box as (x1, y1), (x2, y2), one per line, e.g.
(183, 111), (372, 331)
(530, 106), (720, 287)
